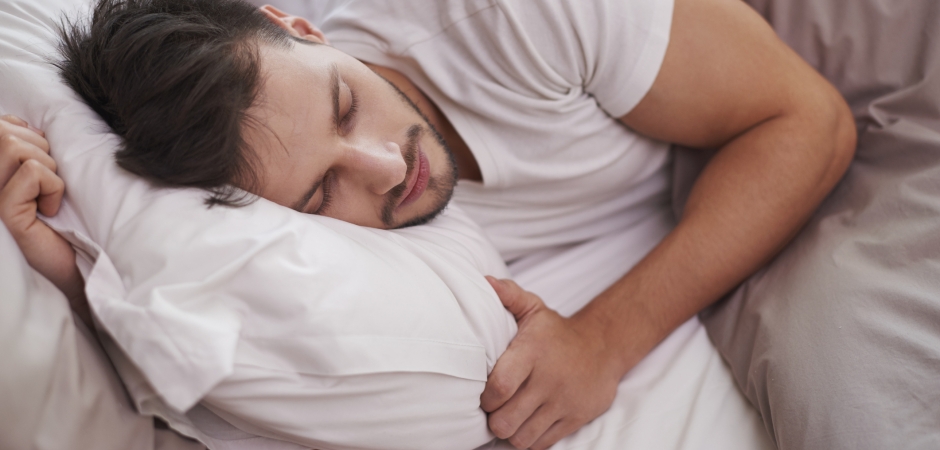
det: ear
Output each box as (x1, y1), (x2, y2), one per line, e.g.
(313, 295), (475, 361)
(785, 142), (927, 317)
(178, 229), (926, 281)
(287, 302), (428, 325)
(258, 5), (330, 45)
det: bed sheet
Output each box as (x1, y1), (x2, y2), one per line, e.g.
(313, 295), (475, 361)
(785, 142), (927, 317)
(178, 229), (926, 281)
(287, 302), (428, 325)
(482, 208), (773, 450)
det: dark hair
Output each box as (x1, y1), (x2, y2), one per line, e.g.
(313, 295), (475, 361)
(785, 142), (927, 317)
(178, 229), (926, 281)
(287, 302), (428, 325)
(55, 0), (293, 206)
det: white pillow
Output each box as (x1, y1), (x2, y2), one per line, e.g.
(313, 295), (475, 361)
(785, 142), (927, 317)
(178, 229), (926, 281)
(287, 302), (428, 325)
(0, 0), (516, 448)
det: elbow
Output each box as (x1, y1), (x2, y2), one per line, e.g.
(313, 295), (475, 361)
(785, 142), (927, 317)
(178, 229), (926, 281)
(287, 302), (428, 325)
(828, 94), (857, 183)
(794, 84), (857, 191)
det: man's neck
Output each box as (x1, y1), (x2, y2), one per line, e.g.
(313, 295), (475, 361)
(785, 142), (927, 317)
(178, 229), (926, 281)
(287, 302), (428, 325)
(364, 62), (482, 182)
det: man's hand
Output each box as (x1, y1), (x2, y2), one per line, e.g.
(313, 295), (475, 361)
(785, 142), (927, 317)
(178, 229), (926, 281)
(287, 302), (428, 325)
(0, 114), (86, 321)
(481, 0), (856, 447)
(482, 277), (622, 450)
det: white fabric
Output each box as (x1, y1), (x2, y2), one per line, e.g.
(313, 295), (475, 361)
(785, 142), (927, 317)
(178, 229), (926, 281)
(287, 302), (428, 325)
(176, 206), (776, 450)
(0, 0), (520, 448)
(1, 0), (773, 449)
(259, 3), (773, 449)
(81, 198), (516, 450)
(0, 223), (157, 450)
(292, 0), (674, 260)
(492, 208), (773, 450)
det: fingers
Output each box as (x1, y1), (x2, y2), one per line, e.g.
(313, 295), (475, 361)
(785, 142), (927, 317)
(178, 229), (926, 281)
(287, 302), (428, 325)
(0, 114), (55, 192)
(0, 134), (57, 187)
(482, 278), (612, 447)
(481, 278), (551, 413)
(487, 379), (543, 439)
(0, 116), (82, 312)
(0, 159), (65, 225)
(35, 163), (66, 217)
(507, 405), (563, 450)
(0, 115), (28, 127)
(0, 115), (50, 151)
(486, 276), (544, 321)
(0, 114), (44, 135)
(481, 344), (533, 412)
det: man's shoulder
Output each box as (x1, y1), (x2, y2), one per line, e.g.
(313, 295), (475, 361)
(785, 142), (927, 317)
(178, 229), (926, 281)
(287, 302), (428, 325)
(310, 0), (500, 50)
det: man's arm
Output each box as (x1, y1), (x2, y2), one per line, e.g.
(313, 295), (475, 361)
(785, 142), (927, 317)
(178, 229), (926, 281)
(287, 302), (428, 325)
(479, 0), (857, 448)
(0, 114), (88, 324)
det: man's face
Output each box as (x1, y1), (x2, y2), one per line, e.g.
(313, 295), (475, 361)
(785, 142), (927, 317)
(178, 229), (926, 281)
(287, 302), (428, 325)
(243, 39), (458, 229)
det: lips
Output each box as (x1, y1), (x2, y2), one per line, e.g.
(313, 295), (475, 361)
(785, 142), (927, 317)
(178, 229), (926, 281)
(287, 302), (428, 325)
(398, 146), (430, 208)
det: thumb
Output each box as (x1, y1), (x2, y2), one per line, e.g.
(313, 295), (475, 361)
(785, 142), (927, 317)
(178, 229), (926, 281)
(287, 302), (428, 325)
(485, 276), (543, 321)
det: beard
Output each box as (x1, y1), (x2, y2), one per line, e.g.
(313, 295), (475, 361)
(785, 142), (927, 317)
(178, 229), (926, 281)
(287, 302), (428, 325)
(392, 161), (458, 228)
(372, 74), (460, 229)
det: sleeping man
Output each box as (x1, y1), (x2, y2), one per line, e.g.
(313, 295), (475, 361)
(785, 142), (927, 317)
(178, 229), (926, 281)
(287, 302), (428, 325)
(0, 0), (859, 448)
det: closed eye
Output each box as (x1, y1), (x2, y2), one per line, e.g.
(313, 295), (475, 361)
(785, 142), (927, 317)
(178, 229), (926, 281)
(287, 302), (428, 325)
(314, 171), (334, 214)
(339, 89), (359, 134)
(329, 65), (358, 135)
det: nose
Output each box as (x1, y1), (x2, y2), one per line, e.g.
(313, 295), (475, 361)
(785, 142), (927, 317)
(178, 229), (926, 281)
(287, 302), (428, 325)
(344, 140), (408, 195)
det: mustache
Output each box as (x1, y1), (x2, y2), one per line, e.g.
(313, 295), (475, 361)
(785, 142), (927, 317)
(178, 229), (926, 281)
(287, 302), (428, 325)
(381, 124), (422, 225)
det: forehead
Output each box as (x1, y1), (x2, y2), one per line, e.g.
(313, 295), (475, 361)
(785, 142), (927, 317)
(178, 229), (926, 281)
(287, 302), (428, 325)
(256, 43), (332, 121)
(242, 43), (336, 198)
(249, 43), (335, 153)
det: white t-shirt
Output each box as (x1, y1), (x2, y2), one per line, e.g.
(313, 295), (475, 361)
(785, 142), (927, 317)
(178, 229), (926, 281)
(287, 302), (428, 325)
(298, 0), (675, 261)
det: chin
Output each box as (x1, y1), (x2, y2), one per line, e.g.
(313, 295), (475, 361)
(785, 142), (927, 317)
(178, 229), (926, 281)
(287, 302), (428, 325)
(392, 176), (455, 229)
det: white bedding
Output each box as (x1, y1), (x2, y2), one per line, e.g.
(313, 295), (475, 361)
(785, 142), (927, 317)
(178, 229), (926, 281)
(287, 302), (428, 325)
(0, 0), (774, 447)
(189, 208), (773, 450)
(492, 209), (773, 450)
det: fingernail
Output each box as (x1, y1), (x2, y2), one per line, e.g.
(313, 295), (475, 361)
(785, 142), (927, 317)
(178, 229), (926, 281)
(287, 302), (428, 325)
(27, 124), (44, 136)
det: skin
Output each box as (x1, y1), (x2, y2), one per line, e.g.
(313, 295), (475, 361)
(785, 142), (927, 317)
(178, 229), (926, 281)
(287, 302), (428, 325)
(0, 0), (856, 448)
(244, 8), (465, 229)
(0, 115), (89, 325)
(479, 0), (856, 448)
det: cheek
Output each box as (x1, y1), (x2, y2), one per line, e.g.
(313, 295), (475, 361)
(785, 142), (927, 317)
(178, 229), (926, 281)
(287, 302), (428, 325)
(257, 166), (306, 210)
(362, 83), (416, 128)
(324, 181), (385, 228)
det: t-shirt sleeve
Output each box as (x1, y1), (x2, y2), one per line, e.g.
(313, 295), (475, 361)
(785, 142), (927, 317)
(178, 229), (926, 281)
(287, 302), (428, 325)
(512, 0), (674, 118)
(583, 0), (674, 117)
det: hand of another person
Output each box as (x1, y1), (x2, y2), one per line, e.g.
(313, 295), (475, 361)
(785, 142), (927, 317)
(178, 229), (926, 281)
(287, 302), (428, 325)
(482, 277), (623, 450)
(0, 114), (87, 319)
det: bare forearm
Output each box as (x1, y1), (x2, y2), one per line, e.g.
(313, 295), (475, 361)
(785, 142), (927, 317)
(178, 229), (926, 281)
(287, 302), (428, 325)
(18, 223), (83, 297)
(573, 104), (856, 374)
(17, 224), (90, 325)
